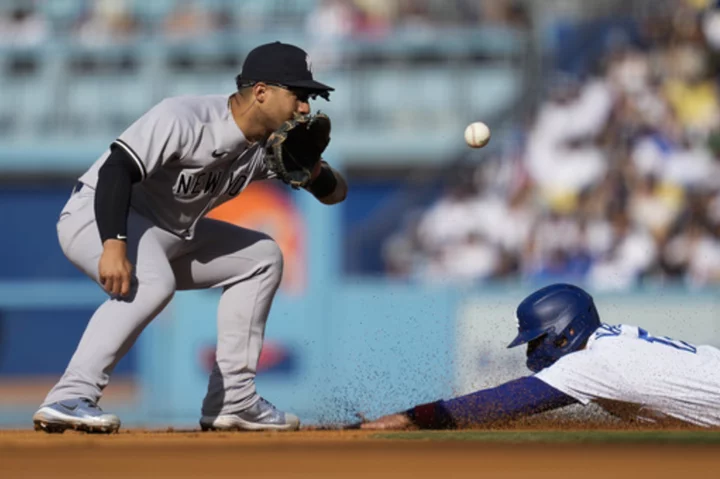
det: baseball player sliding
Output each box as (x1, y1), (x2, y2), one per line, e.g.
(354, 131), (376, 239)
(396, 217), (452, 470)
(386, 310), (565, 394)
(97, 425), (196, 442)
(32, 42), (346, 434)
(357, 283), (720, 430)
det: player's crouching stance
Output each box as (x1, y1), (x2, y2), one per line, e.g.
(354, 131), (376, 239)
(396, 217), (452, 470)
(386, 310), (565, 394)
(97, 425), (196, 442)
(357, 283), (720, 430)
(32, 42), (346, 434)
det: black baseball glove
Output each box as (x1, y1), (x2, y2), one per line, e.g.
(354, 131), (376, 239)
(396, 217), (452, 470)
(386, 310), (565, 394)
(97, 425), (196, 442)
(266, 111), (331, 189)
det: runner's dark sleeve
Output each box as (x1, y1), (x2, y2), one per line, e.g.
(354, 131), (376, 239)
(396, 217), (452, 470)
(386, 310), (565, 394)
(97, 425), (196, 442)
(94, 146), (143, 243)
(405, 376), (577, 429)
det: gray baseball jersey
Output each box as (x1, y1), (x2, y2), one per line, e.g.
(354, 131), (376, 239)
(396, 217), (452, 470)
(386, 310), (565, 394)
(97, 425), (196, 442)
(78, 94), (276, 238)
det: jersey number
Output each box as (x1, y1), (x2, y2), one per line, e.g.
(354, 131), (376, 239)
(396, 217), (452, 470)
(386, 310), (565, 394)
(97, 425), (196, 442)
(637, 328), (697, 354)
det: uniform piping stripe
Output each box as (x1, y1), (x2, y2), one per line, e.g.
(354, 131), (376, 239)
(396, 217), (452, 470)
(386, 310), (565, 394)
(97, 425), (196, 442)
(113, 139), (147, 180)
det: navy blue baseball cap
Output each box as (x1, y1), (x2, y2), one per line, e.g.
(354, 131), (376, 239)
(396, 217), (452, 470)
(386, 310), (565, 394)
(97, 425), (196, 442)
(236, 42), (334, 97)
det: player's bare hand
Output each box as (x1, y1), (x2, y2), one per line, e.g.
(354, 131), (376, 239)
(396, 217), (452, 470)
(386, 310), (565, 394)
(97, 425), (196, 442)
(359, 413), (416, 431)
(98, 239), (133, 297)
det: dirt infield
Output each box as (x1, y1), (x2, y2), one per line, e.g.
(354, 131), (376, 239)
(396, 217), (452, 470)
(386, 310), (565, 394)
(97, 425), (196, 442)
(2, 428), (719, 479)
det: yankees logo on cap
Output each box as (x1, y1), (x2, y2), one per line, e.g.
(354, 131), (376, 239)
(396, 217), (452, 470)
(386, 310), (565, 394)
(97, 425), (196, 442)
(236, 42), (333, 100)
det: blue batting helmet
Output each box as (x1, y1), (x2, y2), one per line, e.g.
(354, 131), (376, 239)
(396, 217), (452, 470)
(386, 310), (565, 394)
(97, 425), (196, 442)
(507, 283), (601, 372)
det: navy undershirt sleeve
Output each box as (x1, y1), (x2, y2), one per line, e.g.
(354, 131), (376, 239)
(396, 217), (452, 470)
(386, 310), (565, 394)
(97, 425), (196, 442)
(94, 146), (143, 243)
(406, 376), (577, 429)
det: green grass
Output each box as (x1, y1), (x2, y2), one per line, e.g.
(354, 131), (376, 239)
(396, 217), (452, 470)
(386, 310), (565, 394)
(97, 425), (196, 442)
(372, 430), (720, 444)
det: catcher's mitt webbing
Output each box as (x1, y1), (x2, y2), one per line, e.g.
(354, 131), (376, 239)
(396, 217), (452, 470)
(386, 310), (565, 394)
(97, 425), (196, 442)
(266, 112), (331, 189)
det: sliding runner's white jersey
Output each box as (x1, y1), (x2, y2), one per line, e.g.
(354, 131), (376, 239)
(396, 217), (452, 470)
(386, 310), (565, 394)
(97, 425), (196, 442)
(535, 324), (720, 427)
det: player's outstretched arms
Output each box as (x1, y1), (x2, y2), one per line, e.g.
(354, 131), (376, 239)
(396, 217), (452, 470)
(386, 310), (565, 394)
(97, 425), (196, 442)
(306, 160), (347, 205)
(356, 377), (577, 430)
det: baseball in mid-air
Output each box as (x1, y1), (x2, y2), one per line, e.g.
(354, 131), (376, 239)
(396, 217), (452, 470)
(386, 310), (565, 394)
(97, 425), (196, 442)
(464, 122), (491, 148)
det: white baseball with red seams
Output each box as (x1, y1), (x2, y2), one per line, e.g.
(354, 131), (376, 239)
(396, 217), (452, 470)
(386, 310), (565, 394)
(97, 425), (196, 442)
(464, 121), (491, 148)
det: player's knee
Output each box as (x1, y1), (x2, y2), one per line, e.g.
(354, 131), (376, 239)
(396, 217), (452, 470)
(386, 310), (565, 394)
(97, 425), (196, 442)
(262, 239), (284, 283)
(155, 279), (177, 304)
(137, 275), (176, 307)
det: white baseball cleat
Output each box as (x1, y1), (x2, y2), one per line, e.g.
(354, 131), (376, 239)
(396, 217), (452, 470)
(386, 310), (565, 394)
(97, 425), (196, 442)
(200, 397), (300, 431)
(33, 398), (121, 434)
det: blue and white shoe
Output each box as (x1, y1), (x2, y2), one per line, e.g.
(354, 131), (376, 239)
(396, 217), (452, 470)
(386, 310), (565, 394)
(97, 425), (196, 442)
(32, 398), (121, 434)
(200, 397), (300, 432)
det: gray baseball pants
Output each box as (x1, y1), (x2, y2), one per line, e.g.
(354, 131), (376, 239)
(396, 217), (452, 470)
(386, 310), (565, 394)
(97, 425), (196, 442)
(42, 185), (283, 417)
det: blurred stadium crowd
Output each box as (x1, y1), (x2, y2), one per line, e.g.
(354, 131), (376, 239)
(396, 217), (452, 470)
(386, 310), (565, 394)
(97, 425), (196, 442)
(0, 0), (531, 139)
(0, 0), (529, 47)
(2, 0), (718, 290)
(383, 1), (720, 290)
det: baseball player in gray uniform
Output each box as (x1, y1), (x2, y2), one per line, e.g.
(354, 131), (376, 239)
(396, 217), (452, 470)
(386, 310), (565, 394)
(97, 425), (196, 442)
(32, 42), (347, 434)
